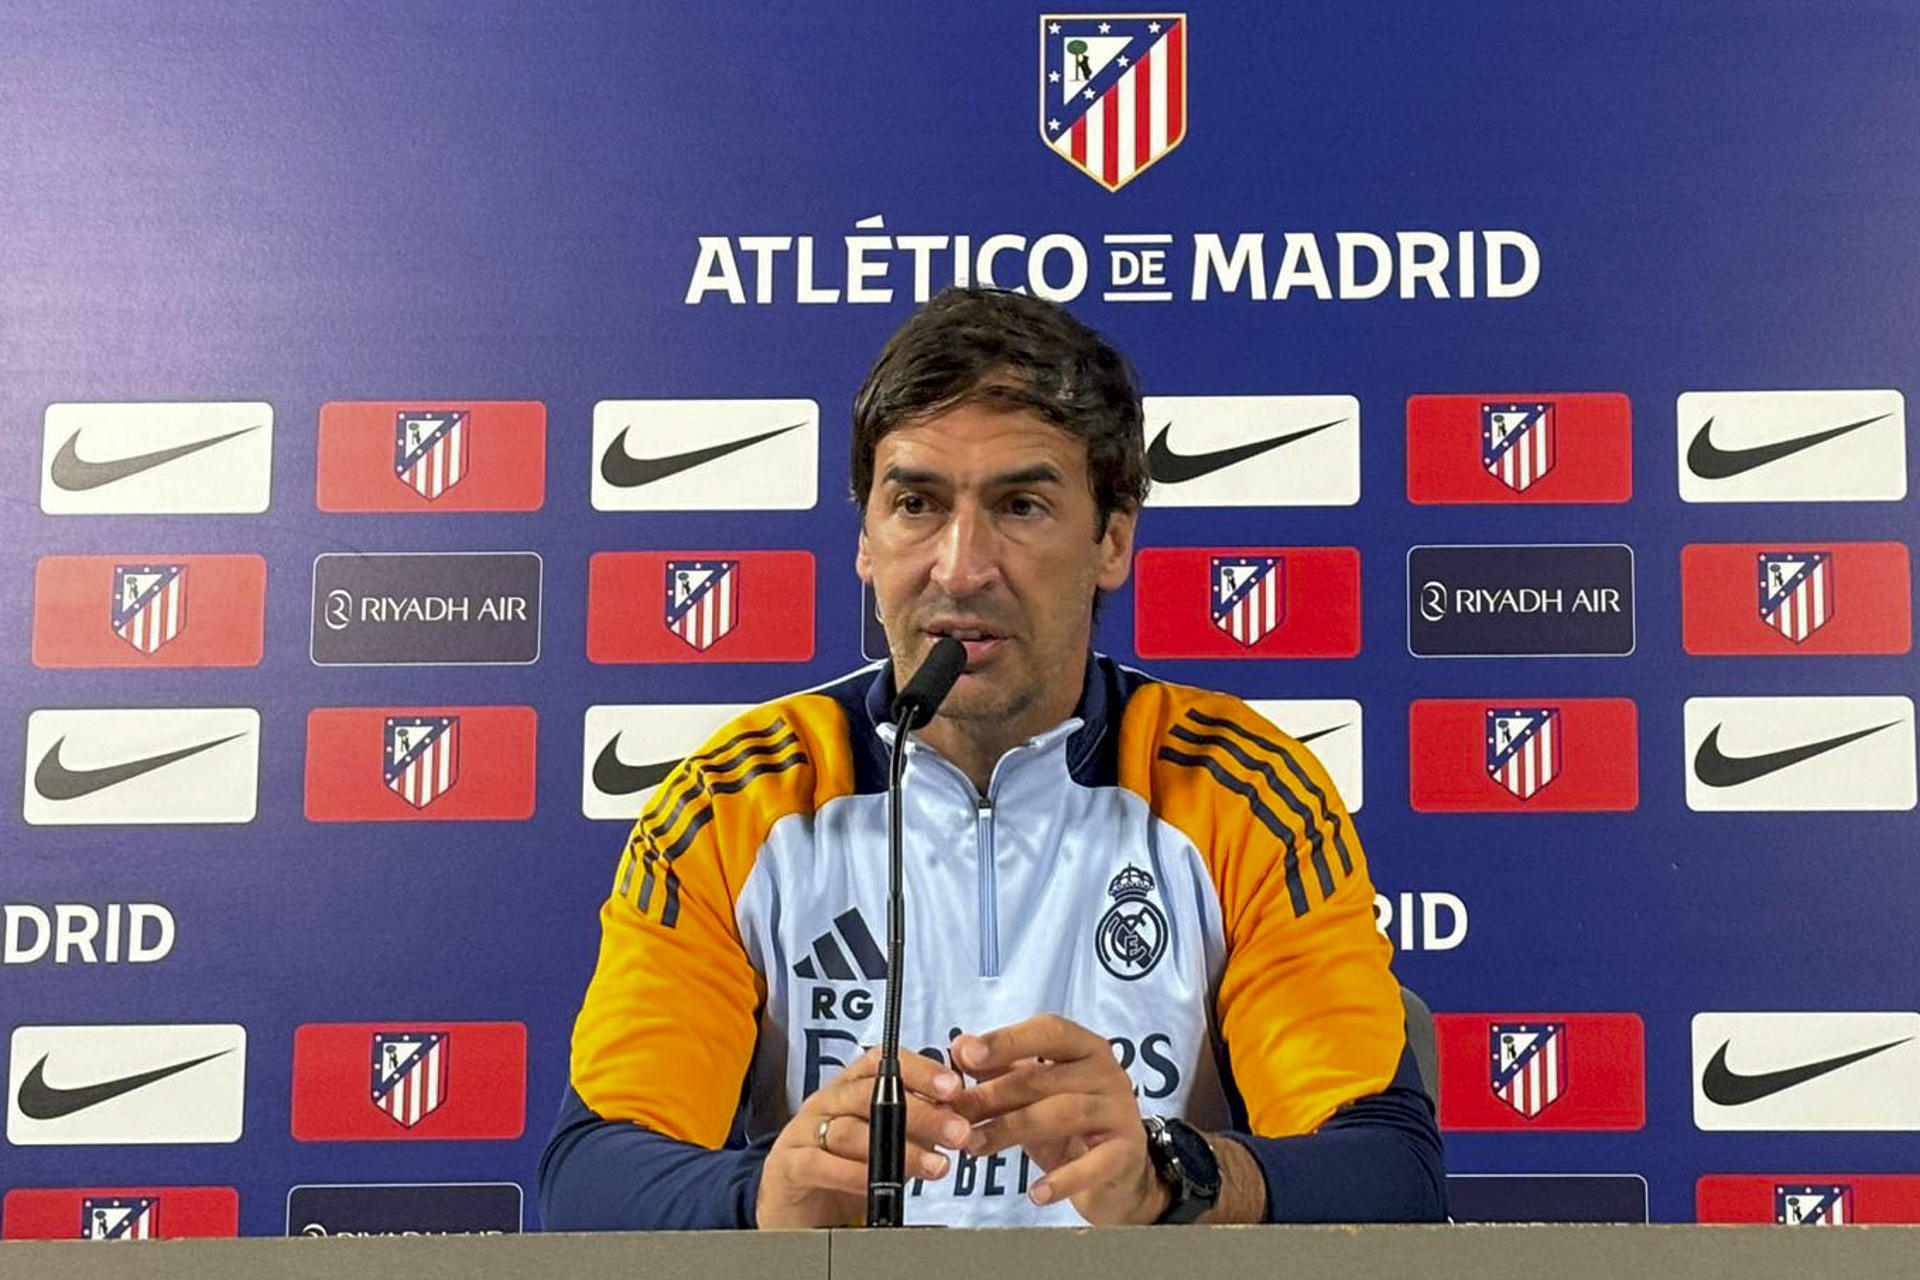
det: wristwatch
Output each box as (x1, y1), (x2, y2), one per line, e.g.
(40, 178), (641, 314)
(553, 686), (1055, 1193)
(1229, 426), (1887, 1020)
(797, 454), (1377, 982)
(1141, 1115), (1221, 1224)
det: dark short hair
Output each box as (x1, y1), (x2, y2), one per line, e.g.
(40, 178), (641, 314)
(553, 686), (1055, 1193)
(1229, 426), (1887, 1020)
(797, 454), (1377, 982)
(850, 287), (1149, 532)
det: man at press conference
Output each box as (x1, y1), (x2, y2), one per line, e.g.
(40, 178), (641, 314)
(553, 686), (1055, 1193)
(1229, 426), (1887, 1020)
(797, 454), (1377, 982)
(539, 288), (1444, 1229)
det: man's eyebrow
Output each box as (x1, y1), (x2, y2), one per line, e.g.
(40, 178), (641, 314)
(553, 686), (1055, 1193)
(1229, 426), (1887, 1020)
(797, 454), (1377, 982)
(987, 464), (1065, 488)
(879, 465), (946, 487)
(878, 464), (1064, 488)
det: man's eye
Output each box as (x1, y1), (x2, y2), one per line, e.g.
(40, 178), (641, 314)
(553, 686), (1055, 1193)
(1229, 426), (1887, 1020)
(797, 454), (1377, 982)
(896, 494), (929, 515)
(1005, 496), (1043, 517)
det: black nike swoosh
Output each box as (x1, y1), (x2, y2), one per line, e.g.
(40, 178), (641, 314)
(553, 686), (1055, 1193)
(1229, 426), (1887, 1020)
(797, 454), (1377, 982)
(591, 733), (678, 795)
(1686, 413), (1890, 480)
(33, 732), (248, 801)
(49, 426), (262, 492)
(1292, 723), (1348, 746)
(600, 422), (804, 488)
(1692, 720), (1901, 788)
(16, 1049), (233, 1120)
(1147, 418), (1344, 485)
(1700, 1036), (1912, 1106)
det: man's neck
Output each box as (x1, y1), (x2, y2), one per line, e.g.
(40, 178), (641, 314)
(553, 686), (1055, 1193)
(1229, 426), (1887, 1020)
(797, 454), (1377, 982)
(908, 655), (1090, 796)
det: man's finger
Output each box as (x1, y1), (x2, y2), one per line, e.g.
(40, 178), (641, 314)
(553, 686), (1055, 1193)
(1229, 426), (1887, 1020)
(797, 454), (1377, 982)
(965, 1091), (1135, 1157)
(815, 1113), (954, 1180)
(813, 1049), (962, 1125)
(1026, 1134), (1141, 1209)
(951, 1056), (1113, 1123)
(953, 1014), (1107, 1075)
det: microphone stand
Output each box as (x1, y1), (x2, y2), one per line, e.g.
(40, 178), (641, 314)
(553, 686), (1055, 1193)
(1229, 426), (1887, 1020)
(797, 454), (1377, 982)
(864, 702), (915, 1228)
(866, 636), (964, 1229)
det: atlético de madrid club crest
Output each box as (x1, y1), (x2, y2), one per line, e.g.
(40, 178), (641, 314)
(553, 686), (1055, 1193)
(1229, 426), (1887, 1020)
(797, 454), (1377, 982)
(1040, 14), (1187, 191)
(371, 1030), (448, 1128)
(1757, 550), (1833, 643)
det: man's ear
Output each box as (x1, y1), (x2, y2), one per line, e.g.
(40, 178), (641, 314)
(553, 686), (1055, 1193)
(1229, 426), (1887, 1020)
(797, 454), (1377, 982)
(856, 520), (874, 584)
(1095, 503), (1138, 592)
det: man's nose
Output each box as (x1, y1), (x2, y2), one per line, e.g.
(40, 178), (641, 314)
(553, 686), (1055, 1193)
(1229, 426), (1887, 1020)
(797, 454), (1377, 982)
(930, 503), (1001, 598)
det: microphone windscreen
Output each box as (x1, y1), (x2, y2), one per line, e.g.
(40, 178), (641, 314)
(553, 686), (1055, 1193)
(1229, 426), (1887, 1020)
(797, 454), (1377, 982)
(891, 637), (968, 729)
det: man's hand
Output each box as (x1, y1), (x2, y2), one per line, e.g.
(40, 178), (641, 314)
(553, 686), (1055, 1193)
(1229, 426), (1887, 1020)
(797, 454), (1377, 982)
(755, 1047), (970, 1229)
(949, 1014), (1169, 1225)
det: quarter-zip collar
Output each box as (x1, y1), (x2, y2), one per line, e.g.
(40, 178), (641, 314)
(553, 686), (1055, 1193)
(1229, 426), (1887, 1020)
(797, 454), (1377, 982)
(860, 649), (1114, 787)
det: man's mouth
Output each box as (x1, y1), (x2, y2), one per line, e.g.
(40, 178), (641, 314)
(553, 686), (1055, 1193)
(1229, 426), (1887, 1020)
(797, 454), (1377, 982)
(925, 624), (1010, 668)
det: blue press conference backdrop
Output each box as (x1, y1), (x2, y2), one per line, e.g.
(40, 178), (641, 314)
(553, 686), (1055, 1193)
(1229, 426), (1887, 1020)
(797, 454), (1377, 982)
(2, 0), (1918, 1235)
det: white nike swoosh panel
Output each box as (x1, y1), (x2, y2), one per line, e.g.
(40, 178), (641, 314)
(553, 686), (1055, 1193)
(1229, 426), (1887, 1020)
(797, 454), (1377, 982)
(1693, 1012), (1920, 1130)
(8, 1023), (247, 1144)
(1245, 699), (1364, 811)
(581, 703), (753, 819)
(24, 708), (261, 825)
(40, 402), (274, 514)
(1142, 395), (1361, 507)
(590, 399), (818, 511)
(1683, 696), (1915, 812)
(1677, 389), (1906, 503)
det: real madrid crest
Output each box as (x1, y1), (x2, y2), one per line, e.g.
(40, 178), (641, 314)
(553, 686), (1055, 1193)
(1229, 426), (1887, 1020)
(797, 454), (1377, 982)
(1095, 864), (1168, 980)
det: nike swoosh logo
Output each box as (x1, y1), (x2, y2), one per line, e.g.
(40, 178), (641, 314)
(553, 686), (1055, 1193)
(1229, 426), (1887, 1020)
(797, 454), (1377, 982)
(49, 426), (262, 492)
(1686, 413), (1890, 480)
(1692, 720), (1901, 788)
(16, 1049), (233, 1120)
(1146, 418), (1344, 485)
(1700, 1036), (1912, 1106)
(1292, 723), (1348, 746)
(600, 422), (804, 488)
(591, 733), (678, 795)
(33, 733), (248, 801)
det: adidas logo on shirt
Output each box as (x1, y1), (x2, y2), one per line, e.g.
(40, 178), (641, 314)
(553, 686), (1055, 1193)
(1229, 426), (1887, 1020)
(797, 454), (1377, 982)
(792, 909), (889, 982)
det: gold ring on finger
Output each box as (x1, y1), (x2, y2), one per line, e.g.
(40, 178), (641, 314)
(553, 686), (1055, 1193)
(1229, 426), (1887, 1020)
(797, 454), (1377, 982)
(814, 1116), (833, 1152)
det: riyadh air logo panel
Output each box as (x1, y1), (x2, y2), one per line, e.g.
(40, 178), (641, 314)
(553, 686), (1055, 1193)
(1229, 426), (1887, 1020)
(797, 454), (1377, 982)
(311, 552), (542, 666)
(1039, 14), (1187, 191)
(40, 402), (274, 514)
(1684, 696), (1916, 812)
(1445, 1175), (1648, 1224)
(1141, 396), (1359, 506)
(591, 399), (818, 510)
(1678, 389), (1906, 502)
(24, 708), (259, 826)
(286, 1183), (523, 1237)
(581, 704), (752, 820)
(1407, 544), (1635, 657)
(7, 1024), (246, 1145)
(1692, 1012), (1920, 1130)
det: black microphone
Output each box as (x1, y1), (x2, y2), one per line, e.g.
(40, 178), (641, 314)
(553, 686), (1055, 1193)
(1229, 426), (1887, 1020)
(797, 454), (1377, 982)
(868, 637), (966, 1228)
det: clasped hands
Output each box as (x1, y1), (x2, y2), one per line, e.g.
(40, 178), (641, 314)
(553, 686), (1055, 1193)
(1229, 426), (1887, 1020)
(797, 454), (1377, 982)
(755, 1013), (1170, 1229)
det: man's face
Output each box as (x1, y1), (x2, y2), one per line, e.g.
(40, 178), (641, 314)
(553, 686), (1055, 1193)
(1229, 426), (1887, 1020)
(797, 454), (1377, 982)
(857, 400), (1136, 732)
